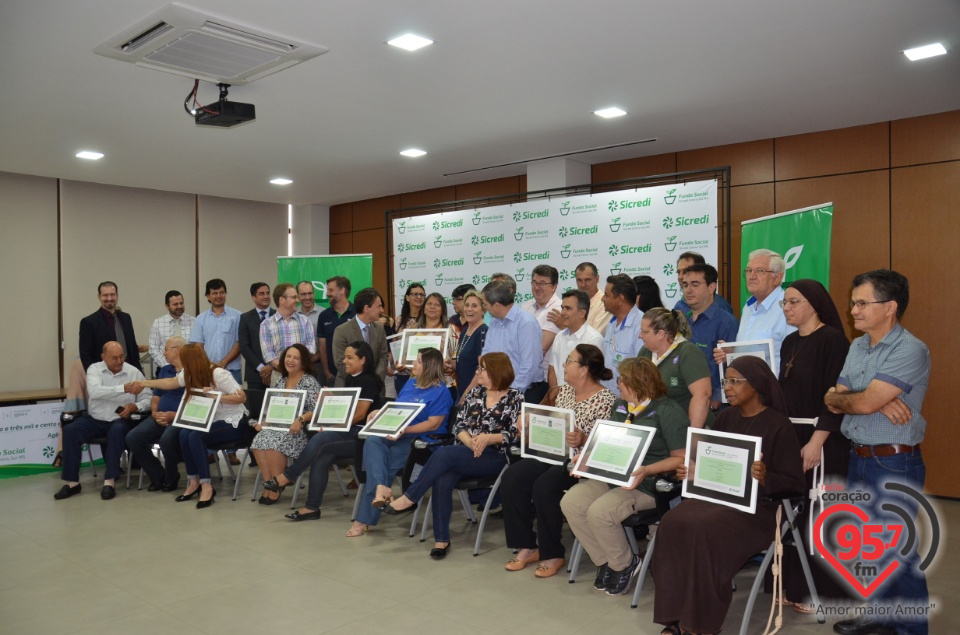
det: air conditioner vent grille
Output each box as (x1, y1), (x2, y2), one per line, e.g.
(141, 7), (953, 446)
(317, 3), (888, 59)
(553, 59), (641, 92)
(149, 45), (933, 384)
(144, 31), (281, 80)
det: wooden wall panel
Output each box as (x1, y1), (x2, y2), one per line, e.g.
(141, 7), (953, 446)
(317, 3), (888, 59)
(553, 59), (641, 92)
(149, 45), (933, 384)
(728, 184), (775, 311)
(353, 228), (388, 299)
(329, 232), (353, 254)
(400, 186), (457, 210)
(891, 110), (960, 167)
(678, 140), (774, 186)
(353, 195), (400, 231)
(329, 203), (353, 234)
(775, 123), (889, 181)
(891, 162), (960, 498)
(455, 176), (524, 202)
(592, 153), (677, 183)
(775, 172), (890, 340)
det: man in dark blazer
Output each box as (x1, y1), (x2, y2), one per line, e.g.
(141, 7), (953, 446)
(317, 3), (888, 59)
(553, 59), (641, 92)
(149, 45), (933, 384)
(238, 282), (276, 390)
(332, 287), (389, 392)
(79, 281), (143, 373)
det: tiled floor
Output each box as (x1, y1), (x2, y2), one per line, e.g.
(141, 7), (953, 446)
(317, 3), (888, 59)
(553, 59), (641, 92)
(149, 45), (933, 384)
(1, 462), (956, 634)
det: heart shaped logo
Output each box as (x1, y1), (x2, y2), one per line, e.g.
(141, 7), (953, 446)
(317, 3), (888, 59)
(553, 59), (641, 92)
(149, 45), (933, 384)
(813, 503), (899, 599)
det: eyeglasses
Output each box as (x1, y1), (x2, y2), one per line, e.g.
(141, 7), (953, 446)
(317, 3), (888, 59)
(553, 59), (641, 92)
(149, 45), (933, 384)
(408, 292), (426, 298)
(720, 377), (749, 387)
(563, 357), (582, 365)
(849, 299), (891, 310)
(778, 298), (807, 308)
(743, 268), (775, 276)
(475, 366), (487, 373)
(283, 294), (298, 300)
(531, 281), (554, 288)
(452, 296), (464, 301)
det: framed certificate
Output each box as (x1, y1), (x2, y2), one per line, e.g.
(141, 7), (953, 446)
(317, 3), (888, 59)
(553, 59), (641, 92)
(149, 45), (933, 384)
(172, 389), (222, 432)
(682, 427), (761, 513)
(398, 328), (450, 365)
(358, 401), (426, 438)
(520, 403), (575, 466)
(386, 333), (403, 369)
(572, 420), (657, 487)
(718, 338), (777, 402)
(259, 389), (308, 432)
(309, 387), (362, 432)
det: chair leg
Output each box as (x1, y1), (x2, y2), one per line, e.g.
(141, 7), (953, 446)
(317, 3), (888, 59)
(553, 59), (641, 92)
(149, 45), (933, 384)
(631, 532), (657, 609)
(231, 449), (249, 501)
(87, 444), (98, 478)
(351, 483), (364, 521)
(218, 450), (236, 480)
(419, 496), (433, 542)
(739, 541), (777, 635)
(473, 469), (507, 556)
(408, 496), (423, 538)
(250, 469), (262, 501)
(290, 473), (305, 509)
(785, 502), (825, 624)
(458, 489), (476, 523)
(568, 539), (583, 583)
(333, 464), (348, 496)
(213, 452), (224, 480)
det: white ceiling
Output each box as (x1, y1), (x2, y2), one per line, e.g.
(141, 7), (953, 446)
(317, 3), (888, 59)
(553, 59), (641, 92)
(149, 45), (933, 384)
(1, 1), (958, 208)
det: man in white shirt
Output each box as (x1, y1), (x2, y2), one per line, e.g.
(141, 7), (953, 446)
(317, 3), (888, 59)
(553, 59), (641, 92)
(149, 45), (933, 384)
(148, 290), (195, 375)
(576, 262), (612, 334)
(521, 265), (562, 404)
(55, 342), (152, 501)
(547, 290), (604, 387)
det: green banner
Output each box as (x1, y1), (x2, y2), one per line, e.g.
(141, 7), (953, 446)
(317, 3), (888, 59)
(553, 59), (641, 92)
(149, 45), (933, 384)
(277, 255), (374, 309)
(740, 203), (833, 301)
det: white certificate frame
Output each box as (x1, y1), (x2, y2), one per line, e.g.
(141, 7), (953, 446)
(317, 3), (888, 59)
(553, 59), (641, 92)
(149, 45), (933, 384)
(358, 401), (426, 438)
(309, 387), (362, 432)
(172, 389), (222, 432)
(572, 419), (657, 487)
(682, 427), (761, 513)
(399, 328), (451, 365)
(386, 333), (403, 370)
(718, 338), (777, 402)
(259, 389), (308, 432)
(520, 403), (575, 466)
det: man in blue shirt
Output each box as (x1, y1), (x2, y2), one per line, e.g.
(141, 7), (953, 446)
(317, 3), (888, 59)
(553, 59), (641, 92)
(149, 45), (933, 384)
(600, 274), (643, 395)
(190, 278), (243, 383)
(672, 251), (734, 316)
(680, 264), (739, 409)
(480, 279), (543, 396)
(315, 276), (355, 386)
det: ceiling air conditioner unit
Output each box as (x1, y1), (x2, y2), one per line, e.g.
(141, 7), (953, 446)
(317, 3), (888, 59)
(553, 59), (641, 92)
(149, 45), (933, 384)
(94, 3), (328, 85)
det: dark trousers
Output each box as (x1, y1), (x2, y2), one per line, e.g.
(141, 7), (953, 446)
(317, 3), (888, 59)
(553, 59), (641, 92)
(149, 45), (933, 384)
(404, 445), (506, 542)
(179, 422), (244, 483)
(61, 415), (132, 482)
(500, 458), (578, 560)
(283, 427), (360, 510)
(125, 417), (181, 486)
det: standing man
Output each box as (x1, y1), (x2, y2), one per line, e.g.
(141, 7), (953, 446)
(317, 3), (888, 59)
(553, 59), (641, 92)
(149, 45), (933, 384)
(825, 270), (930, 635)
(54, 342), (152, 501)
(567, 262), (611, 334)
(148, 290), (195, 375)
(332, 288), (389, 389)
(296, 280), (322, 334)
(259, 282), (317, 375)
(238, 282), (276, 391)
(600, 274), (642, 394)
(521, 265), (562, 404)
(673, 252), (734, 315)
(79, 281), (143, 372)
(190, 278), (243, 383)
(547, 290), (604, 388)
(680, 264), (739, 409)
(316, 276), (355, 386)
(714, 249), (796, 372)
(480, 279), (543, 397)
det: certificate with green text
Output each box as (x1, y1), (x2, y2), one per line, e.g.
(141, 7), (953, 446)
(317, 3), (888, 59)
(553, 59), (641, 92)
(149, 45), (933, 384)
(398, 329), (451, 365)
(260, 389), (308, 432)
(173, 389), (222, 432)
(309, 388), (361, 432)
(572, 420), (656, 487)
(682, 427), (761, 513)
(358, 401), (425, 438)
(520, 404), (574, 466)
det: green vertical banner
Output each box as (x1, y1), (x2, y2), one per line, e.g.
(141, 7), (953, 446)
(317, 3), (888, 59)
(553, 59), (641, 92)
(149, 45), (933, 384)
(277, 255), (374, 309)
(740, 203), (833, 300)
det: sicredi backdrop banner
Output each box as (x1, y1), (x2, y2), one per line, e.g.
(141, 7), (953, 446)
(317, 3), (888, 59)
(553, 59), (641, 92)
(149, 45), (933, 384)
(391, 180), (718, 315)
(739, 203), (833, 302)
(278, 255), (374, 308)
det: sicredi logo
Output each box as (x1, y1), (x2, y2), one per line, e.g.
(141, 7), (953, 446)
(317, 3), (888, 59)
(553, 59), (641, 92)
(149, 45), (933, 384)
(513, 251), (550, 262)
(472, 274), (492, 285)
(433, 257), (465, 268)
(608, 243), (653, 256)
(397, 278), (427, 290)
(397, 241), (427, 252)
(609, 198), (652, 211)
(432, 219), (463, 231)
(663, 214), (710, 227)
(558, 225), (599, 238)
(513, 208), (549, 222)
(471, 233), (505, 245)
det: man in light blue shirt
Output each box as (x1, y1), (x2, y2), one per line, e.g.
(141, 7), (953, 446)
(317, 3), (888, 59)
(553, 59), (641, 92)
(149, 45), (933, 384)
(480, 279), (543, 395)
(600, 274), (643, 395)
(190, 278), (243, 383)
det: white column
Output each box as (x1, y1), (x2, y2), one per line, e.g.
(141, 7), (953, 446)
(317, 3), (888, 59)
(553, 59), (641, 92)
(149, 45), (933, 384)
(291, 204), (330, 255)
(526, 158), (591, 192)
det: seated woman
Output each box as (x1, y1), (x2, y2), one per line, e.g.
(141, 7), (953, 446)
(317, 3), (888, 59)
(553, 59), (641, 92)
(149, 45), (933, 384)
(638, 307), (713, 429)
(263, 341), (383, 520)
(347, 347), (453, 537)
(137, 343), (247, 508)
(560, 357), (689, 596)
(249, 343), (320, 505)
(652, 356), (805, 635)
(384, 352), (523, 559)
(500, 343), (615, 578)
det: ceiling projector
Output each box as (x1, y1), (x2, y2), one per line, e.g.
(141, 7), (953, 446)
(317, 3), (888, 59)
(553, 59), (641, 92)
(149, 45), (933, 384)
(194, 99), (256, 127)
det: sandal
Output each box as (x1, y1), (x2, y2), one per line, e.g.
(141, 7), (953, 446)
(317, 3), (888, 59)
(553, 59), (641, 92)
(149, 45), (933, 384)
(504, 549), (540, 572)
(660, 624), (681, 635)
(51, 451), (63, 468)
(371, 496), (392, 509)
(792, 602), (816, 614)
(346, 523), (369, 537)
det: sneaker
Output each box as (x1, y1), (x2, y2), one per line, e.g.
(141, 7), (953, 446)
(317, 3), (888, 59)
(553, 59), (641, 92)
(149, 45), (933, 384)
(605, 554), (641, 596)
(593, 563), (612, 591)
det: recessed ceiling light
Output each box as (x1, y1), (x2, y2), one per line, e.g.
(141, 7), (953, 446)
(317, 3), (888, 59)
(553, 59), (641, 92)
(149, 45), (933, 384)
(400, 148), (427, 158)
(387, 34), (433, 52)
(76, 151), (104, 160)
(270, 177), (293, 185)
(903, 43), (947, 61)
(594, 107), (627, 119)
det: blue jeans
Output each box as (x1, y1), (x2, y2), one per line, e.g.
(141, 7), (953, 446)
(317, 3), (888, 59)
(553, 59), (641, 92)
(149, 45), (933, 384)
(404, 444), (506, 543)
(355, 436), (413, 526)
(61, 415), (132, 482)
(283, 427), (359, 511)
(847, 449), (928, 635)
(125, 417), (181, 486)
(179, 422), (244, 483)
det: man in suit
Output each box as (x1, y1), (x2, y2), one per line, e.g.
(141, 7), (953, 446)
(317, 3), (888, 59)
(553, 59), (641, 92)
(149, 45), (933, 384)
(79, 281), (143, 372)
(238, 282), (275, 390)
(332, 287), (389, 390)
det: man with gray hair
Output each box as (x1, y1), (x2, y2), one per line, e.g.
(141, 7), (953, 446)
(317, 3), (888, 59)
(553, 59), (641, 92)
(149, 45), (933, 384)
(713, 248), (796, 372)
(478, 279), (543, 397)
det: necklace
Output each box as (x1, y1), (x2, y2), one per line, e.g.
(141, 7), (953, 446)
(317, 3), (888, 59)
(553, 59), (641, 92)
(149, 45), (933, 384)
(456, 323), (479, 358)
(783, 322), (822, 378)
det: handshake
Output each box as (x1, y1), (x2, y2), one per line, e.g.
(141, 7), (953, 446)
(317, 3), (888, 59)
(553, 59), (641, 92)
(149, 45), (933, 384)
(125, 381), (145, 395)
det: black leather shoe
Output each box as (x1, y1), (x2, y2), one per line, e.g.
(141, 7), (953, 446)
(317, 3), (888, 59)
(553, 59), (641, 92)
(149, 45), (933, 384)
(54, 484), (82, 500)
(429, 543), (451, 560)
(196, 488), (216, 509)
(383, 501), (417, 516)
(100, 485), (116, 500)
(833, 618), (898, 635)
(147, 481), (164, 492)
(175, 486), (201, 502)
(161, 481), (179, 493)
(285, 509), (321, 521)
